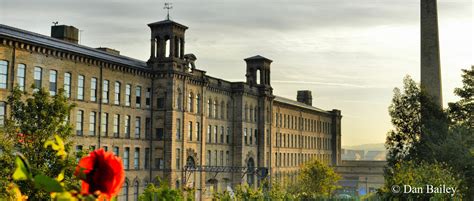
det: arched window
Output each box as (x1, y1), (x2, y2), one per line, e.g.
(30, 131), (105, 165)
(255, 106), (258, 122)
(133, 181), (139, 201)
(220, 101), (225, 119)
(196, 94), (201, 113)
(121, 181), (129, 201)
(208, 99), (212, 117)
(213, 100), (217, 118)
(244, 104), (248, 121)
(226, 102), (231, 119)
(177, 88), (182, 110)
(249, 107), (253, 122)
(188, 92), (194, 112)
(247, 158), (255, 186)
(186, 156), (196, 168)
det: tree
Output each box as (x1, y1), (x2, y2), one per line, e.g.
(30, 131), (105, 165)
(385, 76), (421, 167)
(293, 158), (340, 198)
(448, 66), (474, 128)
(0, 87), (77, 200)
(384, 72), (473, 199)
(380, 161), (461, 200)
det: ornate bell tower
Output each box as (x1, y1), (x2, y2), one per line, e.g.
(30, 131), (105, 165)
(147, 19), (188, 69)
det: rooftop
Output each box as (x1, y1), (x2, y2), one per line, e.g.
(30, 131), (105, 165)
(0, 24), (148, 69)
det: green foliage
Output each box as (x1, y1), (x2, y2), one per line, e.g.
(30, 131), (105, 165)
(448, 66), (474, 128)
(139, 179), (188, 201)
(0, 87), (77, 200)
(385, 75), (421, 167)
(379, 161), (461, 200)
(384, 71), (474, 199)
(293, 158), (341, 198)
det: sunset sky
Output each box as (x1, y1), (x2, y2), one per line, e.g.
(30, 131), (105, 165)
(1, 0), (472, 146)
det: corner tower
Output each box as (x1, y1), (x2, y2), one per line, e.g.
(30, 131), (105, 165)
(147, 20), (188, 69)
(421, 0), (442, 108)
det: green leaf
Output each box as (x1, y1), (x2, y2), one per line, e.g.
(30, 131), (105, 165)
(12, 155), (31, 180)
(34, 174), (64, 192)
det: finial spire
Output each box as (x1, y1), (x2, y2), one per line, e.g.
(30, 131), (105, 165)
(164, 2), (173, 20)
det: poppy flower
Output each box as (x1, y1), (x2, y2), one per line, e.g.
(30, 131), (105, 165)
(74, 149), (125, 200)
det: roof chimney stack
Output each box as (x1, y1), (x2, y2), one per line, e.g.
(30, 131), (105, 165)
(297, 90), (312, 106)
(51, 25), (79, 44)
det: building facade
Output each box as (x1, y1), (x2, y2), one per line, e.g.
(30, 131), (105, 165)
(0, 20), (342, 200)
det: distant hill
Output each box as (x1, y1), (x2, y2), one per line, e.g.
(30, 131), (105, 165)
(343, 143), (385, 151)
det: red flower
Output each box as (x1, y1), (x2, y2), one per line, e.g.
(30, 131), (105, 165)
(74, 149), (125, 200)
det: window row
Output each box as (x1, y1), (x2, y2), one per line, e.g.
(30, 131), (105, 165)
(275, 112), (332, 134)
(0, 61), (151, 107)
(205, 124), (232, 144)
(243, 128), (258, 146)
(75, 145), (151, 171)
(274, 152), (331, 167)
(206, 150), (231, 167)
(275, 133), (332, 150)
(75, 111), (151, 139)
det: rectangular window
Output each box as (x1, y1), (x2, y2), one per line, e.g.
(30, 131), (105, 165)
(145, 118), (151, 139)
(220, 150), (224, 166)
(0, 61), (8, 89)
(226, 127), (231, 144)
(206, 150), (211, 166)
(145, 148), (150, 169)
(207, 125), (211, 143)
(214, 126), (218, 143)
(146, 88), (151, 108)
(249, 129), (253, 145)
(214, 150), (218, 166)
(124, 147), (129, 170)
(226, 151), (230, 166)
(64, 73), (71, 98)
(244, 128), (248, 145)
(90, 77), (97, 102)
(135, 117), (141, 139)
(0, 102), (5, 126)
(176, 118), (181, 140)
(188, 121), (193, 141)
(176, 148), (181, 170)
(113, 146), (119, 156)
(34, 67), (42, 91)
(157, 97), (164, 109)
(76, 110), (83, 135)
(125, 115), (131, 138)
(114, 81), (120, 105)
(196, 122), (201, 141)
(113, 114), (119, 138)
(89, 112), (96, 136)
(220, 126), (224, 143)
(125, 84), (131, 106)
(158, 158), (164, 170)
(135, 86), (141, 107)
(77, 75), (84, 100)
(101, 113), (108, 137)
(134, 148), (140, 170)
(17, 64), (26, 91)
(49, 70), (57, 95)
(156, 128), (164, 140)
(103, 146), (108, 152)
(102, 80), (109, 103)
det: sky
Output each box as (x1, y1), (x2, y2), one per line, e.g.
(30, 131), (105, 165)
(1, 0), (472, 146)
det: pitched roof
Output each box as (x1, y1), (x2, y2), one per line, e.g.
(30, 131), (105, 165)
(274, 95), (330, 114)
(0, 24), (148, 69)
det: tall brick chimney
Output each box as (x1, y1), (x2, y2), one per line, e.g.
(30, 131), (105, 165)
(297, 90), (312, 106)
(51, 25), (79, 44)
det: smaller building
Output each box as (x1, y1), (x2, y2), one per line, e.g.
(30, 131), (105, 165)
(334, 160), (386, 197)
